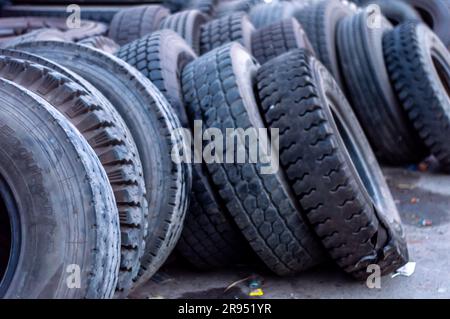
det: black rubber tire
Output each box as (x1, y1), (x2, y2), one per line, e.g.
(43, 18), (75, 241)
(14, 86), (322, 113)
(248, 1), (297, 29)
(78, 36), (120, 54)
(200, 12), (254, 54)
(14, 41), (191, 290)
(337, 10), (427, 164)
(0, 54), (147, 296)
(359, 0), (421, 25)
(216, 0), (262, 18)
(0, 17), (107, 42)
(0, 28), (67, 49)
(401, 0), (450, 48)
(177, 166), (251, 269)
(159, 10), (209, 54)
(0, 4), (122, 23)
(188, 0), (218, 18)
(257, 49), (409, 279)
(108, 5), (170, 46)
(116, 30), (196, 128)
(0, 79), (120, 298)
(295, 0), (355, 88)
(384, 23), (450, 172)
(182, 42), (324, 275)
(251, 18), (314, 65)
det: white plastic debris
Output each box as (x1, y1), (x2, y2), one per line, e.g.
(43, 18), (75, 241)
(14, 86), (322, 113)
(391, 262), (416, 278)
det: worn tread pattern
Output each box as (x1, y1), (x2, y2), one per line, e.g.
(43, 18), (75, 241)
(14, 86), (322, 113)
(182, 43), (324, 275)
(0, 54), (147, 296)
(337, 11), (427, 164)
(384, 22), (450, 171)
(0, 79), (120, 298)
(159, 9), (209, 54)
(200, 12), (254, 54)
(248, 1), (296, 29)
(108, 5), (170, 45)
(251, 18), (314, 65)
(13, 41), (191, 289)
(78, 36), (120, 54)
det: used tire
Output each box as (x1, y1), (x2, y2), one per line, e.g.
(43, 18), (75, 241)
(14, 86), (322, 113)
(182, 43), (324, 275)
(187, 0), (218, 17)
(337, 10), (427, 164)
(0, 54), (147, 296)
(216, 0), (263, 18)
(108, 5), (170, 45)
(159, 10), (209, 54)
(0, 79), (120, 298)
(295, 0), (355, 88)
(256, 49), (409, 279)
(14, 41), (191, 289)
(384, 22), (450, 172)
(0, 28), (67, 48)
(78, 36), (120, 54)
(251, 18), (314, 65)
(200, 12), (254, 54)
(248, 1), (297, 29)
(0, 17), (107, 42)
(359, 0), (421, 25)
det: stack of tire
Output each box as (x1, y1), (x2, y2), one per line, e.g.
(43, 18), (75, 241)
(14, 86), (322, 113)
(0, 0), (449, 299)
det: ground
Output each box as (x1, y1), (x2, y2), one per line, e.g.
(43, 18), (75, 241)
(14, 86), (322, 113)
(131, 167), (450, 299)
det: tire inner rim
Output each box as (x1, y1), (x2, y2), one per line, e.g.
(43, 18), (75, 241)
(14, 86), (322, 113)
(0, 174), (20, 297)
(431, 49), (450, 97)
(327, 99), (376, 204)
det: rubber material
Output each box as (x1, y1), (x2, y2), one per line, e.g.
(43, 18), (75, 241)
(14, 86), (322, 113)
(78, 36), (119, 54)
(257, 49), (408, 279)
(14, 41), (191, 290)
(249, 1), (297, 29)
(384, 23), (450, 172)
(182, 43), (324, 275)
(0, 79), (120, 298)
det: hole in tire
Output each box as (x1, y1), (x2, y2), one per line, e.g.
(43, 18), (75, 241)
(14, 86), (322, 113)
(415, 8), (434, 29)
(0, 187), (12, 284)
(432, 56), (450, 97)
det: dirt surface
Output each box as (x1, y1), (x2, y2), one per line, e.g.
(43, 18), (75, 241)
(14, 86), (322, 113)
(131, 167), (450, 299)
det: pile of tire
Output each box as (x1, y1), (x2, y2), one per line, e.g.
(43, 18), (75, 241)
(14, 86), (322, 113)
(0, 0), (449, 299)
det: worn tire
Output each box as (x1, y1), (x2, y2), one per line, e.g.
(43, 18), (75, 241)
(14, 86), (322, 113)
(188, 0), (218, 17)
(0, 28), (67, 48)
(160, 10), (208, 54)
(295, 0), (355, 88)
(0, 17), (107, 42)
(0, 54), (147, 296)
(116, 30), (196, 127)
(248, 1), (297, 29)
(257, 49), (409, 279)
(14, 41), (191, 290)
(337, 10), (427, 164)
(384, 23), (450, 172)
(0, 4), (121, 23)
(251, 18), (314, 65)
(0, 79), (120, 298)
(216, 0), (263, 18)
(78, 36), (119, 54)
(200, 12), (254, 54)
(108, 5), (170, 45)
(359, 0), (421, 25)
(182, 43), (324, 275)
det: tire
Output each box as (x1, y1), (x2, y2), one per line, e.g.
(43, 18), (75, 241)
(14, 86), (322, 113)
(188, 0), (218, 17)
(181, 42), (324, 275)
(0, 54), (147, 296)
(359, 0), (421, 25)
(177, 166), (251, 269)
(401, 0), (450, 48)
(0, 17), (107, 42)
(337, 10), (427, 164)
(160, 10), (209, 54)
(216, 0), (262, 18)
(162, 0), (187, 12)
(14, 41), (191, 289)
(0, 79), (120, 298)
(248, 1), (297, 29)
(108, 5), (170, 46)
(200, 12), (254, 54)
(384, 23), (450, 172)
(251, 18), (314, 65)
(116, 30), (196, 127)
(295, 0), (355, 88)
(256, 49), (409, 279)
(78, 36), (120, 54)
(0, 4), (122, 23)
(0, 28), (67, 49)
